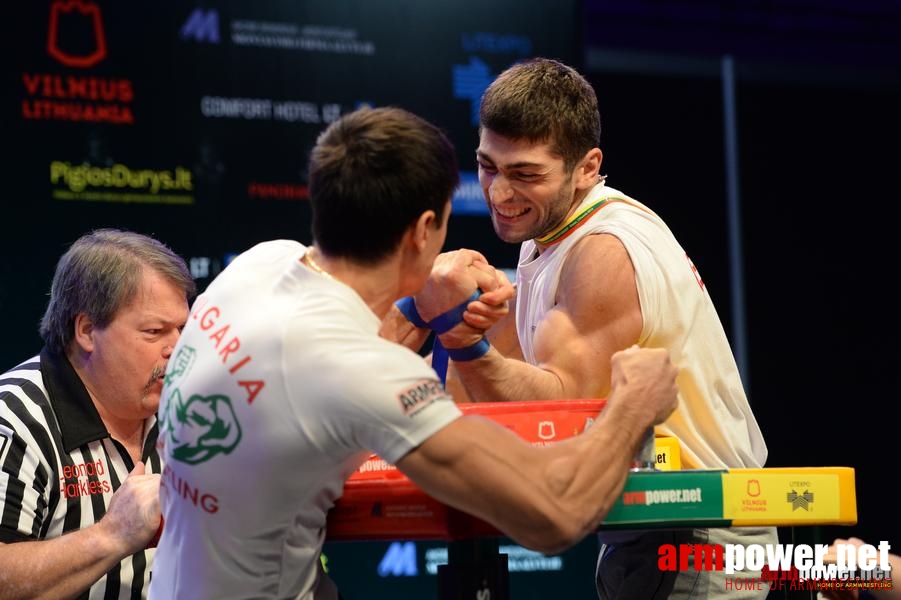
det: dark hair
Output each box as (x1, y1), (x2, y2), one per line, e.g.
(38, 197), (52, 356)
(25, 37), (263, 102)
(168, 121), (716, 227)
(308, 106), (459, 264)
(39, 229), (196, 354)
(479, 57), (601, 171)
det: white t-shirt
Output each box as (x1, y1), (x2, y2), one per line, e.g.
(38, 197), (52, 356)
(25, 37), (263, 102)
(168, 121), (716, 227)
(150, 240), (461, 600)
(516, 183), (767, 470)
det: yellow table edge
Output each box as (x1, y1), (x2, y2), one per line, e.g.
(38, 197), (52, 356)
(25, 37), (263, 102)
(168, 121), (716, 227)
(725, 466), (857, 526)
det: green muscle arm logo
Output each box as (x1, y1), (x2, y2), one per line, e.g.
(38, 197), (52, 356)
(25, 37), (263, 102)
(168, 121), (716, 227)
(161, 388), (242, 464)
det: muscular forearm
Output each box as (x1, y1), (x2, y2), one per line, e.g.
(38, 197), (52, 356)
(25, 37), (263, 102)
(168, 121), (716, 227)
(543, 395), (651, 522)
(466, 368), (657, 553)
(493, 423), (639, 554)
(404, 391), (653, 556)
(403, 346), (676, 556)
(400, 418), (589, 555)
(379, 304), (432, 353)
(448, 347), (570, 403)
(525, 395), (653, 552)
(0, 525), (126, 600)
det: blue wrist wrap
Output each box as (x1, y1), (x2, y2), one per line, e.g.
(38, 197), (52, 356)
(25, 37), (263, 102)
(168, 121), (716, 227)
(443, 337), (491, 362)
(427, 291), (480, 334)
(396, 291), (481, 333)
(394, 296), (428, 328)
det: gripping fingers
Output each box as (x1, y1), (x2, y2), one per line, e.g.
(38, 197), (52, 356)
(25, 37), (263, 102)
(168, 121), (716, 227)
(462, 300), (508, 327)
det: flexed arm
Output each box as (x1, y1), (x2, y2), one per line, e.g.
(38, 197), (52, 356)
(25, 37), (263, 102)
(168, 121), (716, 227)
(397, 346), (678, 554)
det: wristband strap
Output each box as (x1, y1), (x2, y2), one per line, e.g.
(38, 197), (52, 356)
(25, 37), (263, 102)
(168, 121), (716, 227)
(427, 291), (480, 334)
(431, 337), (490, 386)
(443, 337), (491, 362)
(432, 338), (449, 386)
(401, 290), (484, 385)
(396, 291), (481, 333)
(394, 296), (428, 328)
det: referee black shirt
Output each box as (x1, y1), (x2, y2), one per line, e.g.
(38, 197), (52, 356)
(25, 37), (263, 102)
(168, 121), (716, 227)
(0, 347), (161, 599)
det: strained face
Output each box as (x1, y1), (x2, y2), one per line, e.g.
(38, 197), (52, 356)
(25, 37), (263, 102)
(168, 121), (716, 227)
(477, 129), (577, 244)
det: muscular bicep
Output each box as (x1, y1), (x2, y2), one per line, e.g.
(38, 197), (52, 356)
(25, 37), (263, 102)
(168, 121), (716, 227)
(532, 234), (642, 399)
(485, 294), (523, 360)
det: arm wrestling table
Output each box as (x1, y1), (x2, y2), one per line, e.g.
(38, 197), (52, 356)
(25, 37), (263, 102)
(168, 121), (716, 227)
(326, 401), (858, 600)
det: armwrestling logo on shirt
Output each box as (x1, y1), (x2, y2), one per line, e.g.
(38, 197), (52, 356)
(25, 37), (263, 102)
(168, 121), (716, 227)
(160, 345), (243, 464)
(159, 389), (242, 464)
(398, 379), (446, 417)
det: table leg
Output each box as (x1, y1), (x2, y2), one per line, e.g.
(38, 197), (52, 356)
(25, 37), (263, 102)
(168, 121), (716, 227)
(437, 538), (509, 600)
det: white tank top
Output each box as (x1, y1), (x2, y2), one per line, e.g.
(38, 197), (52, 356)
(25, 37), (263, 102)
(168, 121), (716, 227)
(516, 183), (767, 469)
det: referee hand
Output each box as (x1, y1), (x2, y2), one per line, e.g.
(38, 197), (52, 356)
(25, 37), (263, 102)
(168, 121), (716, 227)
(99, 463), (162, 557)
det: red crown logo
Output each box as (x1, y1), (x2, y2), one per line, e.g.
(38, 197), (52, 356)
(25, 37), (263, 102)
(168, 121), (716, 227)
(47, 0), (107, 68)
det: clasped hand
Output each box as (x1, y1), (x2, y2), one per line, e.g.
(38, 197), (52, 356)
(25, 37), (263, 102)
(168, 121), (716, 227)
(414, 249), (515, 348)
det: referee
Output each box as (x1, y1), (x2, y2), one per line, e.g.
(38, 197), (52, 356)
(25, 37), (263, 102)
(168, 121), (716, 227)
(0, 229), (194, 599)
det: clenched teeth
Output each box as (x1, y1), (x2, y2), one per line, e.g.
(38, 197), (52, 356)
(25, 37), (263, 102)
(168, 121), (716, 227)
(494, 206), (529, 218)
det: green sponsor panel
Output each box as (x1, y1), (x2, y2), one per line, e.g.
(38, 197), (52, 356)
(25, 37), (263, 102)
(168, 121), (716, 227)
(601, 470), (730, 529)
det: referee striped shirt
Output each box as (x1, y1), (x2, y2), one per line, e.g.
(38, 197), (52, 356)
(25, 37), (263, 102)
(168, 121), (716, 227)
(0, 348), (161, 600)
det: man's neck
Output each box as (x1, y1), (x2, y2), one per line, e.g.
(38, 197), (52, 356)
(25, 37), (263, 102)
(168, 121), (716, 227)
(303, 247), (406, 320)
(535, 186), (604, 252)
(94, 402), (146, 463)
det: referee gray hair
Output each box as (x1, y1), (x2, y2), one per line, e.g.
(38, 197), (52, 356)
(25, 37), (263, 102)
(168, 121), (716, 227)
(39, 228), (196, 354)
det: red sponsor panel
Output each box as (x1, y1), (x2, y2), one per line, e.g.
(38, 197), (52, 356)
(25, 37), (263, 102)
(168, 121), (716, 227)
(326, 479), (451, 541)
